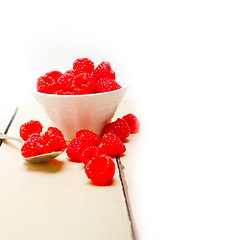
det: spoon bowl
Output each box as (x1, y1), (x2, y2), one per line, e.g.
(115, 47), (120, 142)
(24, 150), (64, 163)
(0, 133), (64, 163)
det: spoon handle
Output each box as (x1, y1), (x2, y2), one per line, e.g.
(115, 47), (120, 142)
(0, 133), (25, 145)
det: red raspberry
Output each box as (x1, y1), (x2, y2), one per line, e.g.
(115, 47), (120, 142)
(108, 70), (116, 80)
(80, 146), (102, 166)
(100, 133), (126, 157)
(36, 76), (58, 94)
(95, 78), (121, 93)
(47, 126), (65, 138)
(66, 69), (75, 74)
(39, 134), (66, 154)
(72, 73), (97, 95)
(19, 120), (43, 141)
(101, 118), (130, 141)
(76, 129), (101, 146)
(93, 61), (116, 80)
(21, 133), (42, 158)
(85, 154), (115, 185)
(54, 90), (75, 95)
(39, 127), (67, 154)
(72, 58), (94, 74)
(66, 138), (85, 162)
(44, 70), (62, 80)
(56, 73), (74, 92)
(67, 130), (101, 162)
(122, 113), (140, 134)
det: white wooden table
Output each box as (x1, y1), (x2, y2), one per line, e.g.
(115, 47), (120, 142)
(0, 100), (140, 240)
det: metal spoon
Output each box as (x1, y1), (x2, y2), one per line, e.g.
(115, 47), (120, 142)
(0, 133), (64, 163)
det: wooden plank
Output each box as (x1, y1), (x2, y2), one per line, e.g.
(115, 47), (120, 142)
(0, 103), (133, 240)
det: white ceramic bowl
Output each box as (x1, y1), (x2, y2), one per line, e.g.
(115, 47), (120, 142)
(32, 78), (129, 141)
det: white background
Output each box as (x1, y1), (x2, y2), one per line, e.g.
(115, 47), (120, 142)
(1, 0), (240, 239)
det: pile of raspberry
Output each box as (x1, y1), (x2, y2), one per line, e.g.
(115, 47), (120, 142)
(67, 113), (140, 185)
(20, 120), (67, 158)
(19, 113), (140, 185)
(36, 58), (121, 95)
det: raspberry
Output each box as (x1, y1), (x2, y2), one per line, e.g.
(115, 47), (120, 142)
(19, 120), (43, 141)
(100, 133), (126, 157)
(36, 76), (58, 94)
(101, 118), (130, 141)
(44, 70), (62, 80)
(56, 73), (74, 93)
(85, 154), (115, 185)
(21, 133), (42, 158)
(55, 90), (75, 95)
(47, 126), (65, 138)
(67, 130), (101, 162)
(93, 61), (116, 80)
(76, 129), (101, 146)
(95, 78), (121, 93)
(66, 138), (85, 162)
(72, 73), (97, 95)
(122, 113), (140, 134)
(72, 58), (94, 74)
(39, 127), (67, 154)
(80, 146), (102, 166)
(39, 134), (66, 154)
(108, 70), (116, 80)
(67, 69), (76, 74)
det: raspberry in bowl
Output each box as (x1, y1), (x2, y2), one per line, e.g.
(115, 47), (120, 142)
(31, 58), (129, 141)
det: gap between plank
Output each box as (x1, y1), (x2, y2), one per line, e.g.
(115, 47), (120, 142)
(116, 157), (138, 240)
(0, 106), (18, 147)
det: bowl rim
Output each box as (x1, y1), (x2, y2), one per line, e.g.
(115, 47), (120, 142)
(31, 77), (129, 98)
